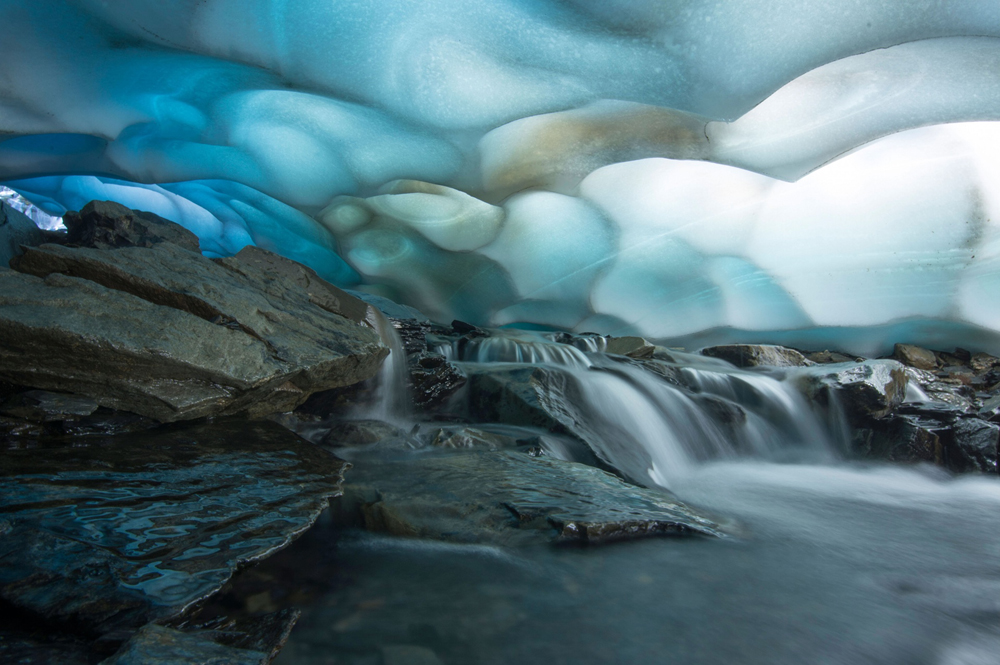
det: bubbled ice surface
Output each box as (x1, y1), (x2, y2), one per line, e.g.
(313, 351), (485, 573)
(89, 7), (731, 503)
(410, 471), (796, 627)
(5, 1), (1000, 352)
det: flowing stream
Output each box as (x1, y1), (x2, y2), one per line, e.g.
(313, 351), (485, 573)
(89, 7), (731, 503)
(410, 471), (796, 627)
(272, 330), (1000, 665)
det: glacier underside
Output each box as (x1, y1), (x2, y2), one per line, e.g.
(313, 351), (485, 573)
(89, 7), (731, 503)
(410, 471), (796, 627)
(5, 1), (1000, 354)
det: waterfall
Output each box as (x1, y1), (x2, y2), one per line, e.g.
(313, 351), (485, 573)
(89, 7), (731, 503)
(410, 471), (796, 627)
(362, 305), (410, 423)
(451, 331), (841, 490)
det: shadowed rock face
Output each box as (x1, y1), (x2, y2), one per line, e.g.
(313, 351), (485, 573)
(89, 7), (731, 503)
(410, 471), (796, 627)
(0, 419), (347, 637)
(1, 201), (387, 422)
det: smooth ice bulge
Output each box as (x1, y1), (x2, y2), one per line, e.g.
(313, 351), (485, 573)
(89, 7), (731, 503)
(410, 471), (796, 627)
(5, 1), (1000, 353)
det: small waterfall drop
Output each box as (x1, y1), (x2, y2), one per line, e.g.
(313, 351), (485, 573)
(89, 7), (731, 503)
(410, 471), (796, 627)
(363, 306), (410, 423)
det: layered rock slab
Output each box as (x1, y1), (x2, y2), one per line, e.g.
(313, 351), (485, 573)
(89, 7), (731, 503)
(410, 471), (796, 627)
(334, 446), (723, 546)
(1, 201), (386, 422)
(0, 419), (347, 636)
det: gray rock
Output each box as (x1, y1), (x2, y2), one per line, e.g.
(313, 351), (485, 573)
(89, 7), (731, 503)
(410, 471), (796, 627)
(336, 448), (724, 546)
(0, 419), (347, 635)
(0, 200), (45, 268)
(851, 414), (946, 464)
(100, 625), (268, 665)
(893, 343), (938, 370)
(701, 344), (813, 368)
(605, 336), (656, 359)
(4, 209), (386, 421)
(409, 351), (467, 409)
(806, 350), (857, 364)
(970, 352), (1000, 374)
(792, 360), (908, 421)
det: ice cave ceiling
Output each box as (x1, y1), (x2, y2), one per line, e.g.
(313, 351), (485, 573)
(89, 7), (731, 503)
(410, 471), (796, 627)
(5, 0), (1000, 353)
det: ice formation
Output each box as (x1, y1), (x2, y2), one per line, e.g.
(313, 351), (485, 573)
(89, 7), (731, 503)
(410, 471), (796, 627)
(5, 1), (1000, 353)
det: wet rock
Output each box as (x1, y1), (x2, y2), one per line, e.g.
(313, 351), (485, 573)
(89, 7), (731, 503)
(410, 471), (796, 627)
(701, 344), (812, 368)
(336, 448), (723, 546)
(170, 609), (301, 662)
(852, 414), (947, 464)
(605, 336), (656, 359)
(465, 366), (565, 432)
(392, 319), (435, 355)
(451, 319), (488, 337)
(904, 367), (978, 414)
(978, 394), (1000, 422)
(100, 625), (268, 665)
(322, 419), (408, 446)
(4, 204), (386, 421)
(428, 426), (520, 450)
(409, 352), (467, 409)
(893, 343), (938, 370)
(1, 200), (46, 267)
(0, 419), (347, 635)
(792, 360), (908, 421)
(0, 389), (99, 421)
(0, 633), (92, 665)
(944, 418), (999, 473)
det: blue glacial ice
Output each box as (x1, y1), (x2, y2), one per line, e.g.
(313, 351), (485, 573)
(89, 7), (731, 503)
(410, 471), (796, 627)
(5, 1), (1000, 353)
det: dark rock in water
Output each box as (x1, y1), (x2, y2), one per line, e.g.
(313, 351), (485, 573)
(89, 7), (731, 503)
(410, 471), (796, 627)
(852, 414), (947, 465)
(604, 336), (656, 359)
(3, 203), (386, 421)
(392, 318), (435, 355)
(63, 200), (201, 253)
(892, 343), (938, 370)
(792, 360), (908, 421)
(409, 352), (467, 409)
(978, 393), (1000, 422)
(100, 624), (268, 665)
(0, 633), (92, 665)
(334, 448), (723, 546)
(943, 418), (999, 473)
(428, 426), (520, 450)
(166, 609), (301, 663)
(0, 201), (45, 268)
(701, 344), (812, 368)
(322, 419), (408, 447)
(1, 389), (99, 421)
(0, 419), (347, 636)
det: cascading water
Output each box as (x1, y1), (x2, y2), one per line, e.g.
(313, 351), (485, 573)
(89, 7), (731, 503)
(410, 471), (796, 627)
(362, 305), (410, 423)
(448, 330), (841, 489)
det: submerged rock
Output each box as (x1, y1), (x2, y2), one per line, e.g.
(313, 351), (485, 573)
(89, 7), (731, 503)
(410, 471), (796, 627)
(701, 344), (812, 368)
(2, 201), (386, 421)
(100, 625), (268, 665)
(334, 448), (723, 546)
(0, 419), (347, 636)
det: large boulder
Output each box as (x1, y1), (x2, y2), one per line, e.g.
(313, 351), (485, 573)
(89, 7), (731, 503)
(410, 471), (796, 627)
(2, 201), (386, 421)
(701, 344), (812, 368)
(334, 447), (724, 546)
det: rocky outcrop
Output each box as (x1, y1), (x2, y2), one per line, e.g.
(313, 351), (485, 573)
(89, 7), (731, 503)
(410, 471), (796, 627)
(0, 419), (346, 637)
(701, 344), (813, 368)
(791, 360), (908, 421)
(1, 201), (386, 422)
